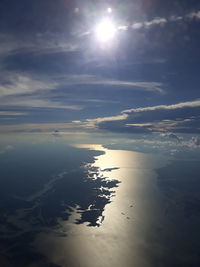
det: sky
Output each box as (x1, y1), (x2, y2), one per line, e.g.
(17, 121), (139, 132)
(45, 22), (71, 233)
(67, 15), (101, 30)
(0, 0), (200, 144)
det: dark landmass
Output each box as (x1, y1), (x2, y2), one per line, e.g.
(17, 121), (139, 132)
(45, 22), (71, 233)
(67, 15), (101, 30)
(0, 143), (120, 266)
(101, 167), (120, 172)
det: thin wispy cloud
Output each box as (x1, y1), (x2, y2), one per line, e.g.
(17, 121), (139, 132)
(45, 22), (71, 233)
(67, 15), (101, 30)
(0, 111), (27, 116)
(123, 100), (200, 113)
(132, 17), (167, 29)
(0, 73), (82, 110)
(58, 75), (164, 93)
(0, 121), (87, 133)
(0, 71), (163, 112)
(0, 33), (79, 59)
(0, 97), (82, 110)
(129, 9), (200, 30)
(0, 73), (58, 97)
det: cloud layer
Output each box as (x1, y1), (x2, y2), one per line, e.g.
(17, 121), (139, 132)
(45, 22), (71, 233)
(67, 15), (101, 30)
(96, 100), (200, 134)
(0, 1), (199, 135)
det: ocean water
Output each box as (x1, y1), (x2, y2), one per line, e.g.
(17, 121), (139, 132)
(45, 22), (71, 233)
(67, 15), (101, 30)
(0, 142), (200, 266)
(32, 145), (169, 267)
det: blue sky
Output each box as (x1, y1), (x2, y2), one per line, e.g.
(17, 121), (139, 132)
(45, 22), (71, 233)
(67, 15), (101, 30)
(0, 0), (200, 139)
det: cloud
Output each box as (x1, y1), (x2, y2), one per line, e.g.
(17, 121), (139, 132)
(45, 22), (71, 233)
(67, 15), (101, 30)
(187, 11), (200, 19)
(0, 33), (78, 59)
(93, 100), (200, 134)
(0, 121), (87, 133)
(8, 100), (195, 135)
(123, 100), (200, 113)
(0, 70), (163, 112)
(145, 18), (167, 28)
(130, 9), (200, 30)
(190, 136), (200, 147)
(0, 72), (83, 110)
(0, 7), (198, 130)
(0, 73), (58, 97)
(0, 71), (79, 110)
(169, 15), (183, 22)
(132, 17), (167, 30)
(0, 96), (81, 110)
(0, 111), (27, 116)
(132, 23), (144, 29)
(57, 75), (164, 94)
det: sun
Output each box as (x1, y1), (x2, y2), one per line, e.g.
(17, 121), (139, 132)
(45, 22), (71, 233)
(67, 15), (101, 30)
(95, 18), (116, 43)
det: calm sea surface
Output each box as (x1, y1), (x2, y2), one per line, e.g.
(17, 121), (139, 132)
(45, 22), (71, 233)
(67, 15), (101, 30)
(1, 143), (200, 267)
(34, 145), (171, 267)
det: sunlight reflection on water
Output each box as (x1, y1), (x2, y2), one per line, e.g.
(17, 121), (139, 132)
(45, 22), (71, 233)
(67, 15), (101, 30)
(34, 145), (168, 267)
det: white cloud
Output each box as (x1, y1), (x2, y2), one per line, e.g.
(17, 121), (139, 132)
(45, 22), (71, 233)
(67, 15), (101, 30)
(169, 15), (183, 22)
(0, 122), (85, 133)
(0, 100), (200, 135)
(131, 10), (200, 31)
(132, 17), (167, 30)
(145, 18), (167, 27)
(85, 114), (127, 129)
(0, 111), (27, 116)
(0, 96), (82, 110)
(0, 72), (84, 110)
(118, 25), (128, 31)
(190, 136), (200, 146)
(123, 100), (200, 113)
(0, 72), (163, 110)
(0, 72), (164, 98)
(132, 22), (144, 29)
(0, 33), (78, 59)
(91, 100), (200, 134)
(0, 73), (58, 97)
(58, 75), (164, 93)
(81, 100), (200, 132)
(187, 11), (200, 19)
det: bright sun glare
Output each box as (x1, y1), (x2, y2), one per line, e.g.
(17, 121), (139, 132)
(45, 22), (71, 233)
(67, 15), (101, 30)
(95, 18), (116, 43)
